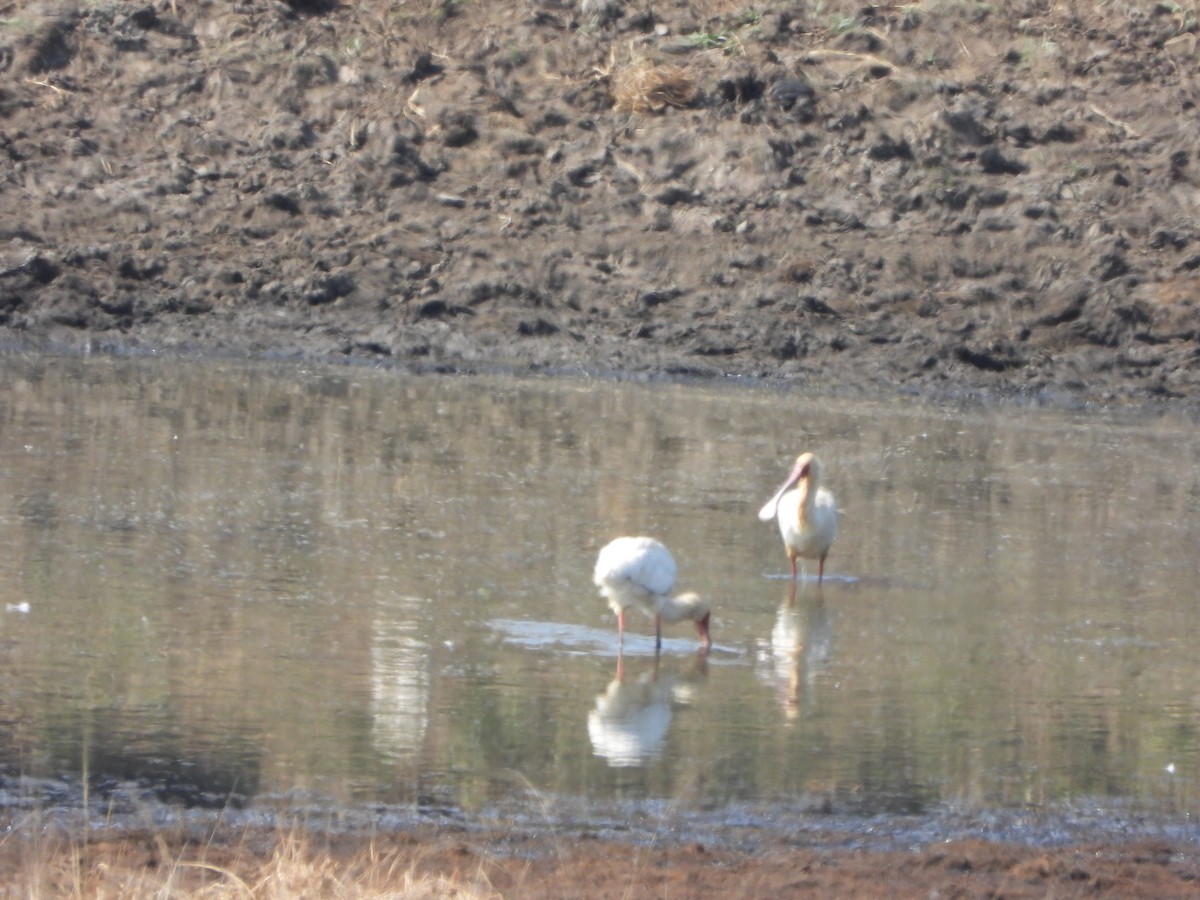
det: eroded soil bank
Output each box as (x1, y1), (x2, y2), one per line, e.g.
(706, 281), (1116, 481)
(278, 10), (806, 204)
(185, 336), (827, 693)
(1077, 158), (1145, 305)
(3, 0), (1200, 409)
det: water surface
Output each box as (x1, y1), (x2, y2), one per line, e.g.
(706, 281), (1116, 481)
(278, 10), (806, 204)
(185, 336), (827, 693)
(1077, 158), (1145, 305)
(0, 356), (1197, 844)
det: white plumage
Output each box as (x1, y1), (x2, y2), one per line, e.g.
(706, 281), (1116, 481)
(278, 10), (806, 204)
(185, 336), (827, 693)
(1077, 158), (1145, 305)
(594, 536), (676, 613)
(593, 536), (711, 651)
(758, 452), (838, 581)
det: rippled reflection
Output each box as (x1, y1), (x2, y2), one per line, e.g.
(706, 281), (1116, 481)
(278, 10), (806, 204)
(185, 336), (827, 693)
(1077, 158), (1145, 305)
(756, 585), (832, 722)
(371, 597), (430, 760)
(588, 654), (709, 767)
(0, 355), (1197, 826)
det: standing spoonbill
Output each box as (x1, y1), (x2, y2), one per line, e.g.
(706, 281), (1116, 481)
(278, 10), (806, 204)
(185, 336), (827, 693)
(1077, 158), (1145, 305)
(593, 536), (711, 652)
(758, 452), (837, 581)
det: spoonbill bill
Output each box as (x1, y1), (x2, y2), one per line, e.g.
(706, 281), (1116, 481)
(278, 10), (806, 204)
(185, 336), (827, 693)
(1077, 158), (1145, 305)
(593, 536), (711, 652)
(758, 452), (837, 581)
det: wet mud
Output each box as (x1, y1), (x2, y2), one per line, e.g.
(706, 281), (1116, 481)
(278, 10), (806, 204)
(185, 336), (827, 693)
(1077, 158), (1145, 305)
(4, 1), (1200, 410)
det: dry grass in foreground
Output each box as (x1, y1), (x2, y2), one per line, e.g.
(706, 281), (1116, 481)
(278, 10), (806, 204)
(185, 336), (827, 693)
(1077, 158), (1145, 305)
(0, 820), (505, 899)
(1, 816), (1198, 899)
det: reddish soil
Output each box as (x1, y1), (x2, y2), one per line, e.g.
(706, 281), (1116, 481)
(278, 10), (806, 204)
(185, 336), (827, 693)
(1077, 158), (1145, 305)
(10, 826), (1199, 898)
(433, 834), (1200, 898)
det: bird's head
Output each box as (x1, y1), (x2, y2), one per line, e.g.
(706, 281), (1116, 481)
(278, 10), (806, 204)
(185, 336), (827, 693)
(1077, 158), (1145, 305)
(670, 591), (711, 651)
(790, 452), (820, 484)
(758, 452), (822, 522)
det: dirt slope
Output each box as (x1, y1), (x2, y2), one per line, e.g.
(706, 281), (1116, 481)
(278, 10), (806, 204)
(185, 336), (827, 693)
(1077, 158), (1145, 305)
(3, 0), (1200, 407)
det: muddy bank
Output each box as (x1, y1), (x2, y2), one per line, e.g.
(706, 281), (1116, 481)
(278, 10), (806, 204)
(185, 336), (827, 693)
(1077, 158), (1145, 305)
(2, 0), (1200, 408)
(4, 820), (1199, 899)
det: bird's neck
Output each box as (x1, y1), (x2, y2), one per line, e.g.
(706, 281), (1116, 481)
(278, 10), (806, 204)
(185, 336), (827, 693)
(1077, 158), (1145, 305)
(795, 479), (814, 523)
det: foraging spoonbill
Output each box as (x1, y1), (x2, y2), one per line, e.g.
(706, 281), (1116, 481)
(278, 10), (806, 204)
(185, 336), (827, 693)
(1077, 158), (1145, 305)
(758, 452), (837, 581)
(593, 536), (711, 651)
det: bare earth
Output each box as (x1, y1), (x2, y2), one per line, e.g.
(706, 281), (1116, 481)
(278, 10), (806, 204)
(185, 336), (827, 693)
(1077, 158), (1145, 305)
(3, 0), (1200, 894)
(4, 0), (1200, 409)
(2, 823), (1198, 898)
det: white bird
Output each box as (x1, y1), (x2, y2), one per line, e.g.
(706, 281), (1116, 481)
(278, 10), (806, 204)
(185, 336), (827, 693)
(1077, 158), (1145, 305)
(758, 452), (838, 581)
(593, 536), (711, 651)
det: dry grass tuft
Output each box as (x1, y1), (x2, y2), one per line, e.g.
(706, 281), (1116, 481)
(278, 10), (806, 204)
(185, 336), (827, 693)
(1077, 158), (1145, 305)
(0, 820), (505, 899)
(611, 59), (696, 114)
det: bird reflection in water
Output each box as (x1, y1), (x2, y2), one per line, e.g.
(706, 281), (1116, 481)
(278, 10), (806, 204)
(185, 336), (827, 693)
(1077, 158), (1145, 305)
(758, 582), (831, 722)
(587, 651), (709, 767)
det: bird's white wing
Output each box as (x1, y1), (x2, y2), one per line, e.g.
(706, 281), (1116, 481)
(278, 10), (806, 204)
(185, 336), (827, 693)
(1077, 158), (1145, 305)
(594, 536), (676, 596)
(813, 488), (838, 543)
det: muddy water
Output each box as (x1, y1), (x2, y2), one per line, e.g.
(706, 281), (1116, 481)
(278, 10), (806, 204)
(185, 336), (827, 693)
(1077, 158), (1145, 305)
(0, 356), (1197, 838)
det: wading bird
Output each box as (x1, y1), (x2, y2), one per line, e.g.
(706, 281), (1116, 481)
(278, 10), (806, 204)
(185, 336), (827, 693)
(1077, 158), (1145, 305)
(593, 536), (711, 652)
(758, 452), (837, 581)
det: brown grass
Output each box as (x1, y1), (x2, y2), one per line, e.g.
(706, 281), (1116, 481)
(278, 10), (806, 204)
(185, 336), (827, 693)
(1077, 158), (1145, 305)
(0, 820), (504, 899)
(610, 59), (696, 114)
(1, 815), (1198, 898)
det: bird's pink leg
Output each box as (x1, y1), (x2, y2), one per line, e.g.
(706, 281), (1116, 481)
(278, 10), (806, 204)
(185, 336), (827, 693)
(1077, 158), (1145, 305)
(789, 553), (798, 580)
(617, 608), (626, 646)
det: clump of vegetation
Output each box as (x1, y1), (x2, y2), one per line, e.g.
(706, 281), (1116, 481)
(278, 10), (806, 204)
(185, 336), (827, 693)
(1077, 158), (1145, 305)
(685, 29), (738, 52)
(0, 819), (503, 899)
(611, 59), (697, 113)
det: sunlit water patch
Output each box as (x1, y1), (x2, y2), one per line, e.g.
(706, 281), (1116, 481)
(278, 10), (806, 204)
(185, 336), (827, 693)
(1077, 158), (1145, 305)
(0, 355), (1197, 846)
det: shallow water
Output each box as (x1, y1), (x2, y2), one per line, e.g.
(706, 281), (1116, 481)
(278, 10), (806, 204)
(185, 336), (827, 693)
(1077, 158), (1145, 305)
(0, 356), (1197, 842)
